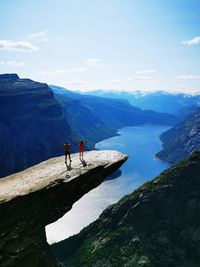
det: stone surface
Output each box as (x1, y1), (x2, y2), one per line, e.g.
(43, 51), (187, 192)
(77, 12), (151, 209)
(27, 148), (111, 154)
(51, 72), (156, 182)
(0, 150), (127, 204)
(0, 150), (128, 267)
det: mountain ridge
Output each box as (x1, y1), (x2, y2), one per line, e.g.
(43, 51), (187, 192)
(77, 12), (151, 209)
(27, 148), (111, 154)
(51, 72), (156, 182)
(51, 85), (179, 130)
(82, 89), (200, 114)
(156, 107), (200, 163)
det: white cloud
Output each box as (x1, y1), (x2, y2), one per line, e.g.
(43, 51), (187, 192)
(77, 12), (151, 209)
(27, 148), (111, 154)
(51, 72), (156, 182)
(0, 40), (38, 52)
(133, 76), (153, 81)
(40, 57), (103, 77)
(177, 75), (200, 80)
(60, 80), (86, 86)
(182, 36), (200, 45)
(136, 70), (156, 74)
(0, 60), (24, 67)
(85, 58), (102, 66)
(26, 30), (49, 42)
(111, 76), (152, 84)
(39, 67), (86, 76)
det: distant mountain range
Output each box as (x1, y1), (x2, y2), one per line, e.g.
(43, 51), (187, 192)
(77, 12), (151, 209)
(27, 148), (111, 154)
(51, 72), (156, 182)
(52, 150), (200, 267)
(156, 107), (200, 163)
(83, 90), (200, 114)
(0, 74), (178, 178)
(51, 85), (179, 131)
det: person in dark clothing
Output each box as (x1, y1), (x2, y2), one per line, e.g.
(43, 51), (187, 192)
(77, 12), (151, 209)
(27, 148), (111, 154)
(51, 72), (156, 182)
(64, 142), (72, 164)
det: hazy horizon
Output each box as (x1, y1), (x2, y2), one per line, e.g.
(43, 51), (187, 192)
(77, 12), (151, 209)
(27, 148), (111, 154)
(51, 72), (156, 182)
(1, 0), (200, 93)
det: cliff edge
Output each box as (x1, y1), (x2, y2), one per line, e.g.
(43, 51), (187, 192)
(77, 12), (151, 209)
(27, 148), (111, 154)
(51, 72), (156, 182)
(0, 150), (128, 267)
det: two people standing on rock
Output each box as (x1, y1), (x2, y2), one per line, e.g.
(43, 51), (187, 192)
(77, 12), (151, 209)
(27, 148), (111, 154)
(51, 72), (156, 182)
(63, 140), (87, 164)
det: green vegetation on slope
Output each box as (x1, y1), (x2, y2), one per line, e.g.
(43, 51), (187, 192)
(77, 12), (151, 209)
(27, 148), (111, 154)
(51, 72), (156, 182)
(156, 107), (200, 164)
(52, 150), (200, 267)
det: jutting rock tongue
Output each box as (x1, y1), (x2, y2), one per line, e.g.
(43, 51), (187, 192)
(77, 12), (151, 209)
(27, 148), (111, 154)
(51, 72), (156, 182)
(0, 150), (128, 267)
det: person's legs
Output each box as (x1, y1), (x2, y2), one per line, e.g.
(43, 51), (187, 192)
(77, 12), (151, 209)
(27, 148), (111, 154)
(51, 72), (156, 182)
(65, 152), (71, 163)
(80, 146), (84, 159)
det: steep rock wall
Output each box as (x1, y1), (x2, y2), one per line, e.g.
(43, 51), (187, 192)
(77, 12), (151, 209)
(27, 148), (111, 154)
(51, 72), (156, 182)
(0, 74), (72, 178)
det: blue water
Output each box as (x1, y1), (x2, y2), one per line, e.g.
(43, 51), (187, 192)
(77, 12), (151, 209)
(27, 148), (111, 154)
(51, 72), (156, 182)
(46, 125), (171, 244)
(96, 125), (171, 190)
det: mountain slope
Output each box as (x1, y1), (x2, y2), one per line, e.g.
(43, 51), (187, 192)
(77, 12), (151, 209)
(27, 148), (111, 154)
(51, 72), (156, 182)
(156, 107), (200, 163)
(51, 86), (115, 146)
(0, 74), (72, 178)
(52, 150), (200, 267)
(51, 86), (179, 130)
(84, 90), (200, 114)
(173, 105), (198, 121)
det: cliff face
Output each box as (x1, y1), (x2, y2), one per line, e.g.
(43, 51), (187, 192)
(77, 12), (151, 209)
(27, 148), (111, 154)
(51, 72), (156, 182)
(0, 150), (128, 267)
(51, 86), (115, 146)
(0, 74), (72, 178)
(52, 151), (200, 267)
(156, 107), (200, 163)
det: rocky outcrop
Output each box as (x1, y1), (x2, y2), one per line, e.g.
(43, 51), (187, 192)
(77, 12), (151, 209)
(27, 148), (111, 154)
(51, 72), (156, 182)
(0, 150), (128, 267)
(0, 74), (72, 178)
(156, 107), (200, 163)
(52, 151), (200, 267)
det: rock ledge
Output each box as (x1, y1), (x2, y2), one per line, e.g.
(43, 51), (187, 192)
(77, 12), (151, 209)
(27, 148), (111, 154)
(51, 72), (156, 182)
(0, 150), (127, 267)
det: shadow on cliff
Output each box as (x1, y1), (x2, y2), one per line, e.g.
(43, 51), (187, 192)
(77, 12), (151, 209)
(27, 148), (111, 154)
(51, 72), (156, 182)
(79, 158), (87, 167)
(104, 169), (122, 181)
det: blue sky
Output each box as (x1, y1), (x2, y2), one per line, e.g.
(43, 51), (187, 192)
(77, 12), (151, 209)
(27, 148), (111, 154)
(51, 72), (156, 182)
(0, 0), (200, 93)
